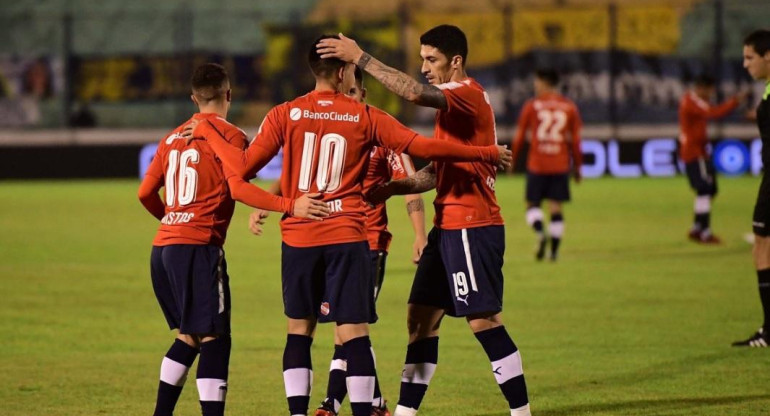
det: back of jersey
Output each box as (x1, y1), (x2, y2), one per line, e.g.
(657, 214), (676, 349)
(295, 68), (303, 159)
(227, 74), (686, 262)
(254, 90), (411, 247)
(150, 113), (247, 246)
(518, 92), (581, 174)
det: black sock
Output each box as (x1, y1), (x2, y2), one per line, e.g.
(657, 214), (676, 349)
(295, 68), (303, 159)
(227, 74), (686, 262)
(344, 336), (376, 416)
(197, 336), (231, 416)
(283, 334), (313, 415)
(324, 344), (347, 413)
(373, 373), (384, 408)
(475, 326), (529, 410)
(550, 213), (564, 257)
(154, 339), (198, 416)
(695, 213), (710, 232)
(398, 336), (439, 411)
(759, 269), (770, 331)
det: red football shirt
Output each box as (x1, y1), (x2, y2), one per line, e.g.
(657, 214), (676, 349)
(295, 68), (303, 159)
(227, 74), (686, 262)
(432, 78), (504, 230)
(364, 148), (413, 252)
(141, 113), (247, 246)
(512, 92), (582, 175)
(196, 89), (500, 247)
(678, 91), (739, 163)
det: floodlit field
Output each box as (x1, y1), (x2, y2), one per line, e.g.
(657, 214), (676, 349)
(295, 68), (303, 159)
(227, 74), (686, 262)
(2, 176), (769, 416)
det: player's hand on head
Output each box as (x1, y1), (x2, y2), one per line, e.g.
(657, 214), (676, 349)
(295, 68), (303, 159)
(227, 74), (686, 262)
(293, 193), (331, 221)
(182, 119), (201, 144)
(316, 33), (363, 64)
(496, 144), (513, 170)
(248, 209), (269, 236)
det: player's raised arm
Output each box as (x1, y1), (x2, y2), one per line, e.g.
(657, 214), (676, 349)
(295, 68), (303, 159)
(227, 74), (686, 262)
(317, 34), (448, 109)
(137, 150), (165, 220)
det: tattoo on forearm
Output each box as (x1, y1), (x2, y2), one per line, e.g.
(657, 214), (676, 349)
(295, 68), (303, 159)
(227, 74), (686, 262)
(357, 52), (372, 69)
(362, 56), (447, 109)
(406, 199), (424, 215)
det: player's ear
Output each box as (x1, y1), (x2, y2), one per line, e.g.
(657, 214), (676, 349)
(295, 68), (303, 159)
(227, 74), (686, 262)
(337, 66), (345, 83)
(452, 55), (462, 69)
(226, 89), (232, 102)
(190, 94), (198, 106)
(361, 88), (367, 100)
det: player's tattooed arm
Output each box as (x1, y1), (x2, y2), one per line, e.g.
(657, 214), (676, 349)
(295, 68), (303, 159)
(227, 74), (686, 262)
(316, 34), (447, 109)
(357, 53), (448, 110)
(367, 164), (436, 205)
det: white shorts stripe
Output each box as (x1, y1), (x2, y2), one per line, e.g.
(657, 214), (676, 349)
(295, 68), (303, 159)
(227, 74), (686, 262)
(196, 378), (227, 402)
(491, 351), (524, 385)
(329, 358), (347, 372)
(346, 375), (375, 403)
(400, 362), (437, 385)
(461, 229), (478, 292)
(160, 357), (190, 386)
(283, 368), (313, 397)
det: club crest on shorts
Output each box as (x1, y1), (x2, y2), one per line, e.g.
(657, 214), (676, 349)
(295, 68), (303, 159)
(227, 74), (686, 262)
(320, 302), (330, 316)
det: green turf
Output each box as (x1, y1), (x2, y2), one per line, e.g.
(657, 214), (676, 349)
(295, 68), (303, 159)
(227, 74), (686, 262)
(1, 176), (769, 415)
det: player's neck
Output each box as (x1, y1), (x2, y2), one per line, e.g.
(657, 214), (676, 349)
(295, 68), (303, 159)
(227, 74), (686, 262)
(314, 79), (339, 94)
(537, 89), (556, 97)
(447, 68), (468, 83)
(197, 106), (227, 119)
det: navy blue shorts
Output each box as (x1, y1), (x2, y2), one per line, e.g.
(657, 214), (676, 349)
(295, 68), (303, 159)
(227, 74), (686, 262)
(282, 241), (375, 324)
(685, 158), (718, 196)
(753, 174), (770, 236)
(150, 245), (230, 335)
(526, 172), (570, 204)
(409, 226), (505, 317)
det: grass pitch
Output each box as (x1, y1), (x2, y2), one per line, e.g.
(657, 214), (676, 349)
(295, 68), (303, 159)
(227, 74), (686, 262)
(1, 175), (769, 415)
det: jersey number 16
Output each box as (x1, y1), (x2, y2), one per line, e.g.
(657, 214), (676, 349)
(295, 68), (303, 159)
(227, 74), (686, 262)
(165, 149), (199, 207)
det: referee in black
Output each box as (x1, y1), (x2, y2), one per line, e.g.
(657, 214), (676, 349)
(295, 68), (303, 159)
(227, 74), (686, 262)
(734, 29), (770, 347)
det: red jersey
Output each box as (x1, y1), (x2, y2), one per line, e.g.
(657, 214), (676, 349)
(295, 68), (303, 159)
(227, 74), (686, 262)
(364, 148), (414, 252)
(433, 78), (503, 230)
(196, 89), (500, 247)
(140, 113), (247, 246)
(512, 92), (582, 175)
(678, 91), (739, 163)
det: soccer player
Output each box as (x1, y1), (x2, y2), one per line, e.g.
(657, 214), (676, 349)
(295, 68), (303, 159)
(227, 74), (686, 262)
(318, 25), (531, 416)
(512, 69), (582, 261)
(679, 74), (744, 244)
(137, 63), (329, 416)
(246, 67), (426, 416)
(185, 36), (511, 416)
(733, 29), (770, 347)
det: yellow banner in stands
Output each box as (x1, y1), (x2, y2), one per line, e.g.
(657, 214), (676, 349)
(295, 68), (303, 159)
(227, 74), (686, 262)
(413, 5), (680, 66)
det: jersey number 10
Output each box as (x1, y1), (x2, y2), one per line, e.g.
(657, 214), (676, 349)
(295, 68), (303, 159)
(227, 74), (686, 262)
(298, 132), (347, 193)
(165, 149), (199, 207)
